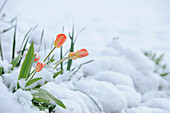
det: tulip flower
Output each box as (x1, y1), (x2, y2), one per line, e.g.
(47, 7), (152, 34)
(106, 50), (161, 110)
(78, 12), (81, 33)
(44, 33), (67, 62)
(54, 34), (67, 48)
(68, 52), (77, 60)
(35, 62), (46, 72)
(34, 52), (40, 62)
(75, 49), (89, 58)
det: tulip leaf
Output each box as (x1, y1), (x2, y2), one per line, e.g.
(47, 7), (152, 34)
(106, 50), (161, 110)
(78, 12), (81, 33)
(32, 88), (66, 109)
(10, 55), (22, 70)
(18, 42), (34, 80)
(25, 77), (42, 87)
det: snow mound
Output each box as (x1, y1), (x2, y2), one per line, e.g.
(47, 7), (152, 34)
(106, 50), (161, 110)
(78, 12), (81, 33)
(125, 106), (169, 113)
(140, 98), (170, 112)
(42, 82), (91, 113)
(116, 85), (141, 107)
(142, 90), (170, 102)
(89, 71), (134, 88)
(74, 79), (127, 113)
(0, 77), (43, 113)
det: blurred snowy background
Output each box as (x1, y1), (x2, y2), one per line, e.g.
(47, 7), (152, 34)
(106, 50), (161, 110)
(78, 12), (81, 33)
(1, 0), (170, 52)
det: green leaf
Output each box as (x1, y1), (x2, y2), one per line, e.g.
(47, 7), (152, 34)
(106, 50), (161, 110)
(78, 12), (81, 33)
(161, 73), (169, 77)
(18, 43), (34, 80)
(0, 67), (3, 76)
(33, 97), (51, 104)
(25, 77), (42, 87)
(53, 70), (63, 78)
(33, 88), (66, 109)
(67, 25), (74, 71)
(10, 55), (22, 70)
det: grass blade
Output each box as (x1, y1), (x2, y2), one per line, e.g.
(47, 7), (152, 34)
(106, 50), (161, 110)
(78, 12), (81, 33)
(0, 0), (8, 14)
(53, 70), (63, 78)
(38, 29), (44, 52)
(161, 73), (169, 77)
(12, 21), (17, 60)
(20, 27), (33, 50)
(0, 26), (15, 35)
(72, 60), (94, 75)
(25, 77), (42, 87)
(67, 25), (74, 70)
(17, 25), (38, 66)
(60, 47), (63, 74)
(0, 39), (3, 60)
(71, 89), (103, 112)
(73, 27), (85, 44)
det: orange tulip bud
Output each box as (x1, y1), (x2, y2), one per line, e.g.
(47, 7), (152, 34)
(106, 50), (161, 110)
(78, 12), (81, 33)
(68, 52), (77, 60)
(35, 62), (46, 72)
(34, 52), (40, 62)
(75, 49), (89, 58)
(54, 34), (67, 48)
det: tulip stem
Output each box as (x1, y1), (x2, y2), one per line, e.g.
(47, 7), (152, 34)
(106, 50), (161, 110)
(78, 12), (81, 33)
(26, 70), (35, 81)
(53, 56), (70, 69)
(43, 47), (56, 62)
(27, 71), (36, 82)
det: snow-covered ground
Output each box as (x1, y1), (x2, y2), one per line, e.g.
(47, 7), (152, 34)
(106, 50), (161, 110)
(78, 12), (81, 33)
(0, 0), (170, 113)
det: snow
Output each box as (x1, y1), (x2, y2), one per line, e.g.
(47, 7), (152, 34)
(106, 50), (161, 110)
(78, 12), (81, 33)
(142, 90), (170, 102)
(0, 77), (44, 113)
(0, 59), (12, 73)
(0, 0), (170, 113)
(42, 82), (91, 113)
(74, 79), (127, 113)
(2, 68), (20, 91)
(140, 98), (170, 112)
(125, 106), (169, 113)
(116, 85), (141, 108)
(89, 71), (134, 88)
